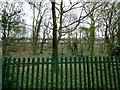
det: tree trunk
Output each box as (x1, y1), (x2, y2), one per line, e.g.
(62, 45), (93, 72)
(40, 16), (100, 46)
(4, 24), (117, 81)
(32, 4), (36, 54)
(89, 15), (95, 57)
(2, 37), (7, 56)
(51, 1), (58, 58)
(40, 30), (46, 54)
(117, 2), (120, 46)
(89, 28), (95, 57)
(57, 1), (63, 43)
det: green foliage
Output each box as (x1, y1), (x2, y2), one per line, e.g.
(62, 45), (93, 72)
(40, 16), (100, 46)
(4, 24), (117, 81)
(81, 27), (89, 32)
(110, 45), (120, 56)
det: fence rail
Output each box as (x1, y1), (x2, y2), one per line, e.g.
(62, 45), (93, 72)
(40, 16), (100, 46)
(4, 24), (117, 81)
(2, 56), (120, 89)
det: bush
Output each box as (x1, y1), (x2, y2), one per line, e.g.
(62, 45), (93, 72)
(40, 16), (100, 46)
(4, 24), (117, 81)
(110, 45), (120, 56)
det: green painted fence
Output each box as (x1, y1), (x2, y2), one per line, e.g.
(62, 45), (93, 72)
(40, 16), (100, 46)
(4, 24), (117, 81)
(2, 56), (120, 89)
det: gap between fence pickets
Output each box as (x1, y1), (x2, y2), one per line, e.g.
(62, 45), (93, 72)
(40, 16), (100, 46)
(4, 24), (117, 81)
(0, 59), (1, 90)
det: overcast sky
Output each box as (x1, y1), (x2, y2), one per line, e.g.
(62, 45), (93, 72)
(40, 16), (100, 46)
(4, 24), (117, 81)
(0, 0), (120, 38)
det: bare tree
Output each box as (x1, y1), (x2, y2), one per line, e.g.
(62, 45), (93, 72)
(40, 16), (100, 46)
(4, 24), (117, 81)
(28, 1), (48, 54)
(117, 2), (120, 46)
(0, 1), (24, 56)
(48, 0), (105, 57)
(40, 22), (49, 54)
(101, 2), (118, 55)
(80, 2), (105, 56)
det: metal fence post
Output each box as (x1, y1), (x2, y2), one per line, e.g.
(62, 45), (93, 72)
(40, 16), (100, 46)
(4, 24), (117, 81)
(0, 57), (2, 90)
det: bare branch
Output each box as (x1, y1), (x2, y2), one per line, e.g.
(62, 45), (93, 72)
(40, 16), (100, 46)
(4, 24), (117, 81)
(62, 2), (105, 29)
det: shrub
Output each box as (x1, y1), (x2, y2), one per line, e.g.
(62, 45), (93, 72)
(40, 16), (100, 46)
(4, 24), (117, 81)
(110, 45), (120, 56)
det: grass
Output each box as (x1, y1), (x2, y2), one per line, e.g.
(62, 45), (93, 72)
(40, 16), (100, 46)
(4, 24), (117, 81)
(7, 44), (108, 58)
